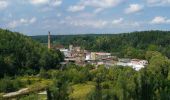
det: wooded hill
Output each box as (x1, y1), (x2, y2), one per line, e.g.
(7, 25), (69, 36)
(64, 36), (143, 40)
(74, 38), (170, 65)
(31, 31), (170, 59)
(0, 29), (64, 77)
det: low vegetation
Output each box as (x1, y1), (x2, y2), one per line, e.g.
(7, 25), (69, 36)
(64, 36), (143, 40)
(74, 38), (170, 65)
(69, 82), (95, 100)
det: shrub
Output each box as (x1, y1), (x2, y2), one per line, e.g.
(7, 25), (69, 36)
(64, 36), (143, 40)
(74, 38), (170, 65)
(0, 76), (24, 93)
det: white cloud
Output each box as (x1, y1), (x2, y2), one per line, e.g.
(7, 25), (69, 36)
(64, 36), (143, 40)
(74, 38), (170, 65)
(112, 19), (140, 27)
(129, 22), (140, 27)
(84, 0), (123, 8)
(59, 15), (141, 29)
(30, 0), (62, 6)
(8, 17), (37, 28)
(94, 8), (103, 13)
(112, 18), (123, 24)
(76, 13), (96, 18)
(60, 16), (108, 28)
(57, 13), (61, 17)
(147, 0), (170, 6)
(151, 16), (170, 24)
(51, 0), (62, 6)
(71, 20), (108, 28)
(147, 0), (160, 4)
(30, 0), (49, 5)
(29, 17), (37, 23)
(125, 4), (144, 14)
(68, 0), (124, 12)
(48, 9), (143, 30)
(0, 1), (9, 10)
(68, 5), (85, 12)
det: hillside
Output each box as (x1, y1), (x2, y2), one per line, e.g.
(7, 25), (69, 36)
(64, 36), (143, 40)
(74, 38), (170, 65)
(1, 29), (170, 99)
(31, 31), (170, 58)
(0, 29), (63, 77)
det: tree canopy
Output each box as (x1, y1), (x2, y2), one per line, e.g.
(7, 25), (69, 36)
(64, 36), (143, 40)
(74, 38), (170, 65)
(32, 31), (170, 59)
(0, 29), (64, 77)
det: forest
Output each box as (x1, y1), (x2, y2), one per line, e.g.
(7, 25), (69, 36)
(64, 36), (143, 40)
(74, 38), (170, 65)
(0, 29), (170, 100)
(32, 31), (170, 59)
(0, 29), (64, 77)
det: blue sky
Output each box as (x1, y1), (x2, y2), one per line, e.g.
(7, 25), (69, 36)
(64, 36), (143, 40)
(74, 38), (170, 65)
(0, 0), (170, 35)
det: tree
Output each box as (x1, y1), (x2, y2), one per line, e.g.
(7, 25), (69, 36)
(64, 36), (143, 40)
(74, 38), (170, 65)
(0, 29), (64, 77)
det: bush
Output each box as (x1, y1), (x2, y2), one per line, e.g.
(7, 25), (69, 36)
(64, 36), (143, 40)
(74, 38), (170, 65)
(19, 94), (39, 100)
(0, 76), (24, 93)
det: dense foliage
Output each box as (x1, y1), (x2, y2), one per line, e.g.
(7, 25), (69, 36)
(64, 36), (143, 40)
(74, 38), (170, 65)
(0, 76), (24, 93)
(32, 31), (170, 59)
(31, 31), (170, 100)
(2, 52), (170, 100)
(0, 29), (64, 77)
(38, 51), (170, 100)
(1, 30), (170, 99)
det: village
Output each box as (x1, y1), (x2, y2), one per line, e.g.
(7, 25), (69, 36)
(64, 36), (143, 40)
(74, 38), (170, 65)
(58, 45), (148, 71)
(47, 32), (148, 71)
(1, 0), (170, 99)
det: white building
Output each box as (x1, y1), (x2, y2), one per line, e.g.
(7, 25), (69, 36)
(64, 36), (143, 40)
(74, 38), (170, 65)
(85, 53), (91, 60)
(59, 49), (71, 58)
(117, 59), (148, 71)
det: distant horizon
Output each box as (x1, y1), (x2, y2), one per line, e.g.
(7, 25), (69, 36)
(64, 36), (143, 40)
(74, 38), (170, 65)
(3, 28), (170, 36)
(0, 0), (170, 35)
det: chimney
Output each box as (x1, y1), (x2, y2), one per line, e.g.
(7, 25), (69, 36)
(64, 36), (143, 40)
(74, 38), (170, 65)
(48, 31), (51, 49)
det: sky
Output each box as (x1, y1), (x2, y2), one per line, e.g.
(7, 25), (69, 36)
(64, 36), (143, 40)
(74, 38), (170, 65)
(0, 0), (170, 35)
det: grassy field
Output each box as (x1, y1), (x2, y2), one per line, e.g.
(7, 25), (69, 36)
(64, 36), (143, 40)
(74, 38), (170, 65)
(19, 94), (47, 100)
(1, 76), (52, 100)
(69, 82), (95, 100)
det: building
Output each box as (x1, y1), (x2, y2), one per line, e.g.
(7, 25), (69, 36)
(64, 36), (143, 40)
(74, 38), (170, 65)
(85, 53), (91, 60)
(69, 45), (73, 51)
(90, 52), (111, 60)
(116, 58), (148, 71)
(59, 48), (71, 58)
(131, 59), (148, 66)
(55, 42), (148, 70)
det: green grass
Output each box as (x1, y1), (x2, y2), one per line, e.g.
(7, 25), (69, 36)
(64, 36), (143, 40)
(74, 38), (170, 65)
(1, 76), (52, 100)
(69, 82), (95, 100)
(19, 94), (47, 100)
(17, 76), (53, 91)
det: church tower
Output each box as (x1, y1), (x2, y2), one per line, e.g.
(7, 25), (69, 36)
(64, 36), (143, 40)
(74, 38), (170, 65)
(48, 31), (51, 49)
